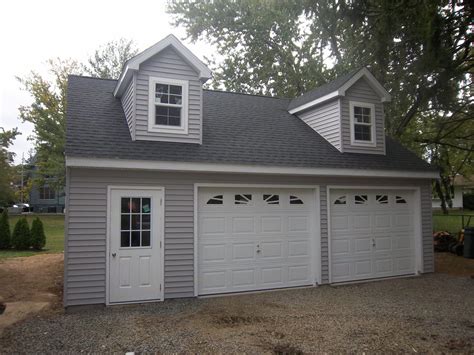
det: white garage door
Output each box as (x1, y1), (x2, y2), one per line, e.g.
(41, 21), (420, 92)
(330, 189), (416, 283)
(198, 188), (315, 295)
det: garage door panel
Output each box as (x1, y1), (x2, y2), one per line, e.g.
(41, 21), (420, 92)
(231, 269), (256, 287)
(261, 267), (284, 285)
(288, 265), (310, 282)
(201, 217), (226, 235)
(330, 189), (416, 283)
(200, 244), (226, 263)
(354, 238), (372, 253)
(261, 216), (283, 233)
(355, 260), (372, 278)
(331, 215), (349, 231)
(198, 188), (315, 295)
(232, 243), (256, 261)
(288, 240), (310, 257)
(332, 239), (350, 256)
(288, 216), (309, 232)
(352, 214), (371, 230)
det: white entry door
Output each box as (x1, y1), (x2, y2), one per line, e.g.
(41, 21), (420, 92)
(109, 188), (163, 304)
(330, 189), (416, 283)
(198, 188), (316, 295)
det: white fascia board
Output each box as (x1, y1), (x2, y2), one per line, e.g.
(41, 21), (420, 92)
(66, 157), (438, 179)
(339, 68), (391, 102)
(114, 34), (212, 98)
(288, 91), (340, 114)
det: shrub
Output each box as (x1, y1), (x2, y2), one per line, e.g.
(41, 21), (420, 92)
(463, 193), (474, 210)
(0, 210), (11, 249)
(30, 217), (46, 250)
(11, 217), (31, 250)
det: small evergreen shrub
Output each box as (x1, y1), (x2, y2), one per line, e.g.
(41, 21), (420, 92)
(30, 217), (46, 250)
(12, 217), (31, 250)
(0, 210), (11, 249)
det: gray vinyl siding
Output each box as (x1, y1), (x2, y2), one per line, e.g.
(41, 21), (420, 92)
(341, 78), (386, 154)
(65, 168), (433, 306)
(297, 99), (341, 151)
(120, 74), (136, 139)
(134, 46), (202, 143)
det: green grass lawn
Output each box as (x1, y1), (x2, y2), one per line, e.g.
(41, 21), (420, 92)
(0, 214), (65, 260)
(433, 210), (474, 234)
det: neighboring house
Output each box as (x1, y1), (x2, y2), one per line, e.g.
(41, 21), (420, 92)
(64, 34), (437, 307)
(27, 163), (65, 213)
(29, 182), (65, 213)
(432, 176), (474, 209)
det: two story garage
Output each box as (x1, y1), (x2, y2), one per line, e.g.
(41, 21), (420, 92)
(64, 34), (437, 307)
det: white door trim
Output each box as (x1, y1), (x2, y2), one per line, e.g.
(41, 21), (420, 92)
(326, 185), (422, 284)
(194, 183), (320, 297)
(106, 185), (165, 305)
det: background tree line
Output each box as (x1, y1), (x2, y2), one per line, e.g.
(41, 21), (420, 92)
(4, 0), (472, 214)
(0, 39), (138, 205)
(168, 0), (473, 213)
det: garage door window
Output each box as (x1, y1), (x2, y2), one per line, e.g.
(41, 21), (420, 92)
(396, 196), (407, 204)
(355, 195), (368, 205)
(263, 194), (279, 205)
(207, 195), (223, 205)
(235, 194), (252, 205)
(290, 195), (304, 205)
(376, 195), (388, 204)
(334, 196), (346, 205)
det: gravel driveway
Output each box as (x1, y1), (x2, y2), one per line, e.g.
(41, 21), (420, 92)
(1, 273), (473, 353)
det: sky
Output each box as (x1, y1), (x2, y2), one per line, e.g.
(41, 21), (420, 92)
(0, 0), (214, 164)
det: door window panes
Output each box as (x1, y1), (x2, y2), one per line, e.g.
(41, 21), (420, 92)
(120, 197), (152, 248)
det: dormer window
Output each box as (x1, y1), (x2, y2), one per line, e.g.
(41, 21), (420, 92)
(148, 76), (189, 134)
(349, 101), (375, 146)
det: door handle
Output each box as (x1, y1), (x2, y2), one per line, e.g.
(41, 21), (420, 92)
(112, 253), (117, 258)
(372, 239), (376, 247)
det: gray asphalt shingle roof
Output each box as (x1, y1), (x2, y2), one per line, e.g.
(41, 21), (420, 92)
(66, 75), (434, 173)
(287, 69), (360, 111)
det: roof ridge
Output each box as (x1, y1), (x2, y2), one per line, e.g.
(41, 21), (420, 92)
(68, 74), (118, 82)
(203, 88), (289, 100)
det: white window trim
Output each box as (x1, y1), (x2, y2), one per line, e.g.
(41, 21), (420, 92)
(349, 101), (376, 147)
(148, 76), (189, 135)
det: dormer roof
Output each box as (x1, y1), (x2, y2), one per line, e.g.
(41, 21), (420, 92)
(288, 67), (391, 114)
(114, 34), (212, 97)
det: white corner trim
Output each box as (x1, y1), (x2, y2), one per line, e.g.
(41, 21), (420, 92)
(288, 68), (391, 115)
(66, 157), (438, 179)
(349, 101), (376, 147)
(114, 34), (212, 97)
(147, 76), (189, 135)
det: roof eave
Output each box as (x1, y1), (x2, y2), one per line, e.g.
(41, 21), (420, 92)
(288, 68), (391, 115)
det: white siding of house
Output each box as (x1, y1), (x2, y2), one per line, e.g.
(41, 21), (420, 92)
(341, 78), (386, 154)
(64, 168), (433, 306)
(134, 46), (202, 143)
(297, 99), (342, 151)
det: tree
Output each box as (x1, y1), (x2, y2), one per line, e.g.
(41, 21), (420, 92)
(18, 59), (82, 190)
(0, 127), (20, 206)
(83, 38), (138, 80)
(30, 217), (46, 250)
(17, 39), (137, 190)
(168, 0), (473, 213)
(0, 210), (11, 249)
(11, 217), (31, 250)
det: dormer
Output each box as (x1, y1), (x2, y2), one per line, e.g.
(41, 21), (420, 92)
(114, 35), (212, 143)
(288, 68), (391, 155)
